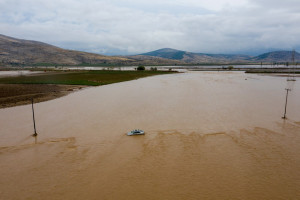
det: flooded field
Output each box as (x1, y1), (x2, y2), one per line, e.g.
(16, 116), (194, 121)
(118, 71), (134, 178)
(0, 70), (42, 77)
(0, 71), (299, 199)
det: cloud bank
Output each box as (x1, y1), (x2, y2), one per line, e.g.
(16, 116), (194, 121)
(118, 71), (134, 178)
(1, 0), (300, 55)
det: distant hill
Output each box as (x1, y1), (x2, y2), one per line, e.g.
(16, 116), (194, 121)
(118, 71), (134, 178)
(250, 51), (300, 62)
(0, 34), (135, 65)
(140, 48), (252, 64)
(141, 48), (186, 60)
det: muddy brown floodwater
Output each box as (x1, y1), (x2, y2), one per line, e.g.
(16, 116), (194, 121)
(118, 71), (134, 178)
(0, 71), (300, 200)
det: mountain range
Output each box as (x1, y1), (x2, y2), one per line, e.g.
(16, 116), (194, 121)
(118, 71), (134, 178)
(1, 34), (299, 66)
(140, 48), (300, 64)
(140, 48), (252, 63)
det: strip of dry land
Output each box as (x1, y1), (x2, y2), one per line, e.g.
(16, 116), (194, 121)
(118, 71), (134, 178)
(0, 84), (86, 108)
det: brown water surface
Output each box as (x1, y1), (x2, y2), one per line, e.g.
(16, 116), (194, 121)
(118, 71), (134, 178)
(0, 72), (300, 199)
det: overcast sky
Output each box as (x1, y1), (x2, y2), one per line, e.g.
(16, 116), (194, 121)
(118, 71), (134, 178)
(1, 0), (300, 55)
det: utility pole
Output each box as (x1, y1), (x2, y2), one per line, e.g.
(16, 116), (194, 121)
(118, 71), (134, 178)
(32, 98), (38, 136)
(282, 88), (291, 119)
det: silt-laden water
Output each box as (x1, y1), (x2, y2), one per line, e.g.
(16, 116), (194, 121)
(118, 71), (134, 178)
(0, 71), (299, 199)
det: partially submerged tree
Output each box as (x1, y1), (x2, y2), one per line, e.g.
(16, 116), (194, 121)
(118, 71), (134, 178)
(228, 66), (234, 70)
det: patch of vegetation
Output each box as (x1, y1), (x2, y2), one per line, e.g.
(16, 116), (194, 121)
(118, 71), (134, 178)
(137, 66), (145, 71)
(0, 70), (176, 86)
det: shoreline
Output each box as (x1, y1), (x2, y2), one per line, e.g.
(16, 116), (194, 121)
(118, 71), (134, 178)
(0, 68), (298, 109)
(0, 70), (177, 109)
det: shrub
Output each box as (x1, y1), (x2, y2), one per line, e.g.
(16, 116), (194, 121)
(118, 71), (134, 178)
(137, 65), (145, 71)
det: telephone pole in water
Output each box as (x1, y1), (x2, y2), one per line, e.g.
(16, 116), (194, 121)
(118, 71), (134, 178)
(32, 98), (38, 136)
(282, 88), (291, 119)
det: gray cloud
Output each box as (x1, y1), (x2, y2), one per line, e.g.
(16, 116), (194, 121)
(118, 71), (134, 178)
(1, 0), (300, 55)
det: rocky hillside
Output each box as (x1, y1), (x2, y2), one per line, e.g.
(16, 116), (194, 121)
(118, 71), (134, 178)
(249, 51), (300, 62)
(0, 34), (134, 65)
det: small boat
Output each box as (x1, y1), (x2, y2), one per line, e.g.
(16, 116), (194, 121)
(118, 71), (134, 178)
(127, 129), (145, 136)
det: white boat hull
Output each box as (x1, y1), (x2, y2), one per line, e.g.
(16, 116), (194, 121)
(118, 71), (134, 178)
(127, 130), (145, 136)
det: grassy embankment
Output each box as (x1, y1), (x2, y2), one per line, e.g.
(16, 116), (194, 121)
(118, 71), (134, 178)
(0, 70), (175, 86)
(0, 70), (176, 108)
